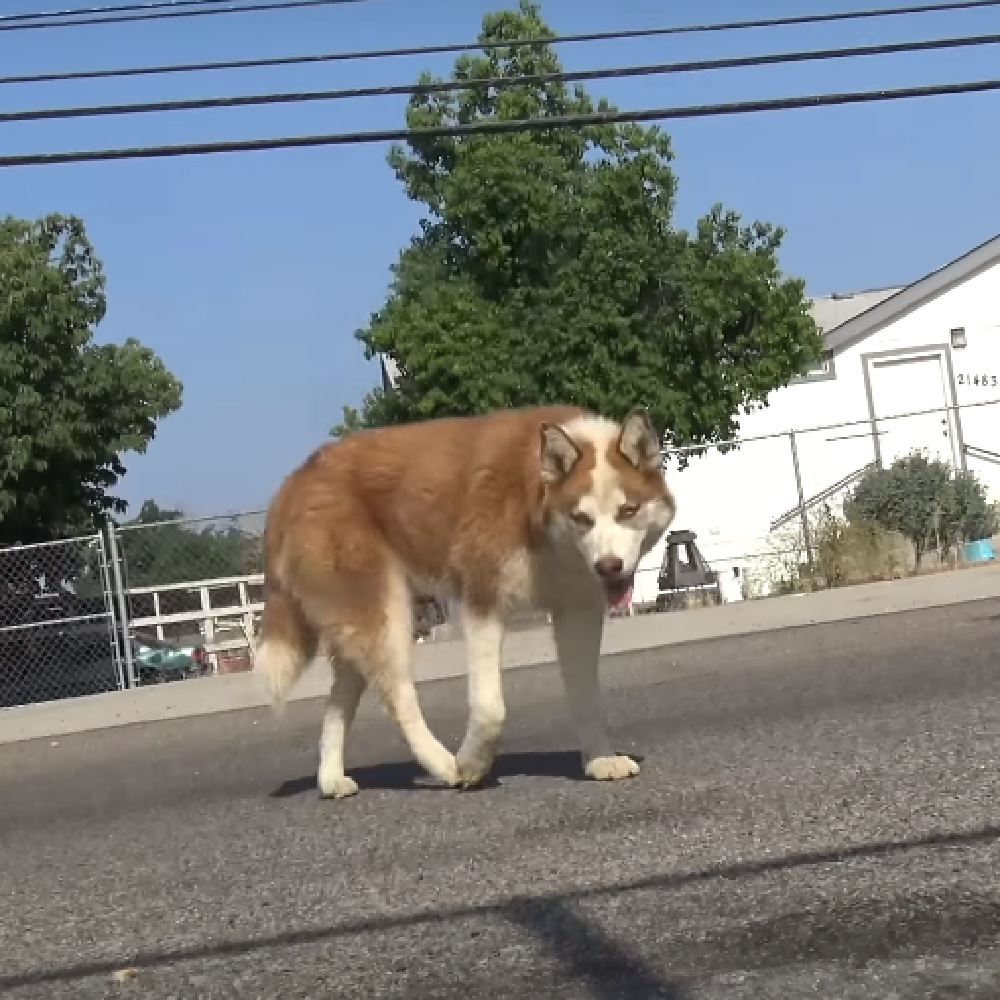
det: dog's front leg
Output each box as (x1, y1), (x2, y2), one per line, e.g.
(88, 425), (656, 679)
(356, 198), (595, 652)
(456, 609), (506, 788)
(552, 601), (639, 782)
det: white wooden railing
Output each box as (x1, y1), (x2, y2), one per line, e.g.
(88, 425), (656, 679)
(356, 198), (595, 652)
(126, 573), (263, 672)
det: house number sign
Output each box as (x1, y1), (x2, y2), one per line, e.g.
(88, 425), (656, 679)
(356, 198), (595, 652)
(957, 373), (998, 387)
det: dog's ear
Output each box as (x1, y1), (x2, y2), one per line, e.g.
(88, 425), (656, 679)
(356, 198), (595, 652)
(540, 423), (581, 484)
(618, 408), (661, 470)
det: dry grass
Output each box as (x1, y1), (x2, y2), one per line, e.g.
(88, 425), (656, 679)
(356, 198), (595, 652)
(811, 508), (911, 587)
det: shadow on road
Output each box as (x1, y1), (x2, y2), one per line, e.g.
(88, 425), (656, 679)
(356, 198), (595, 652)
(504, 895), (693, 999)
(271, 749), (644, 797)
(5, 821), (1000, 993)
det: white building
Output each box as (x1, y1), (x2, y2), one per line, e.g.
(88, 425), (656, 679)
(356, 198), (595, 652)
(632, 232), (1000, 604)
(379, 354), (401, 394)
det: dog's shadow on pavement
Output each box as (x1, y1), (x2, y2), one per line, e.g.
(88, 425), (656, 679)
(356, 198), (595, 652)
(271, 750), (644, 798)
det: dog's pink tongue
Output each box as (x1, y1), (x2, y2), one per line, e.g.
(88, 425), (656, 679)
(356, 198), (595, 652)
(608, 575), (634, 609)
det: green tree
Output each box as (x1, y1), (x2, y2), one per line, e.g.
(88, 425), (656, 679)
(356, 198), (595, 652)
(330, 403), (365, 439)
(347, 1), (821, 448)
(0, 213), (182, 545)
(941, 468), (998, 547)
(846, 453), (997, 566)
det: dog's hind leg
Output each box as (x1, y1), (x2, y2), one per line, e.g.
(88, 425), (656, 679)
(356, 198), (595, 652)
(317, 658), (367, 799)
(365, 567), (459, 787)
(311, 563), (459, 790)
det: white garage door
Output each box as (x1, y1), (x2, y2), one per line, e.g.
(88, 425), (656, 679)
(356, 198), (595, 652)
(867, 352), (958, 468)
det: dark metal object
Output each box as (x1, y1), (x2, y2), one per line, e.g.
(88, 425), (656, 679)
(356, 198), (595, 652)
(655, 530), (722, 612)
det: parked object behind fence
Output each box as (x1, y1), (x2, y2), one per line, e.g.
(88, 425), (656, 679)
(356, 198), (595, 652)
(965, 538), (997, 563)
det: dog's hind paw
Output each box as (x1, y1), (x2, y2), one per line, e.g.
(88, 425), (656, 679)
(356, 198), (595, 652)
(584, 754), (640, 782)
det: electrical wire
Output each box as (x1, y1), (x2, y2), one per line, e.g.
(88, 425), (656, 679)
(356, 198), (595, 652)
(2, 77), (998, 168)
(4, 31), (1000, 124)
(0, 0), (234, 24)
(0, 0), (377, 32)
(1, 0), (999, 35)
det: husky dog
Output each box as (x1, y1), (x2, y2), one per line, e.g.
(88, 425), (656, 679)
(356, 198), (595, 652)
(256, 405), (675, 798)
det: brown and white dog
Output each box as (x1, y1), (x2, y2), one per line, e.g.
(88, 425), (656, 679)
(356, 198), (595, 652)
(255, 405), (676, 798)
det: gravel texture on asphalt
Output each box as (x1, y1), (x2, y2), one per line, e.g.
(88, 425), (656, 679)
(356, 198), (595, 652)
(2, 597), (1000, 998)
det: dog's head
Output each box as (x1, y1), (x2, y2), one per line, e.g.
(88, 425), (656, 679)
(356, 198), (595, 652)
(538, 408), (676, 604)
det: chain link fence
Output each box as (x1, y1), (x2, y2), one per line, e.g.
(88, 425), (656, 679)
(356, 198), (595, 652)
(0, 535), (122, 709)
(113, 511), (266, 681)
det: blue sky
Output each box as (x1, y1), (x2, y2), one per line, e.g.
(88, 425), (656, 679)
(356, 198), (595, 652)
(2, 0), (999, 516)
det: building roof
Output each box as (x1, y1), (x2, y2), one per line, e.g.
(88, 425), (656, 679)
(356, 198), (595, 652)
(819, 231), (1000, 354)
(807, 287), (904, 334)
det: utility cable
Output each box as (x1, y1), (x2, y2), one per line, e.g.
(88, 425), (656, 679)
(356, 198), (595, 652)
(0, 0), (377, 32)
(0, 0), (234, 24)
(3, 31), (1000, 123)
(2, 77), (998, 168)
(1, 0), (998, 36)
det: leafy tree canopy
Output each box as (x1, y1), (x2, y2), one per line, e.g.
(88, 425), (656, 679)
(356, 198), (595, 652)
(0, 213), (182, 545)
(344, 0), (822, 448)
(330, 403), (365, 439)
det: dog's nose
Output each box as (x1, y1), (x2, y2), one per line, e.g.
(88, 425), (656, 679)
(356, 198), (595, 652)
(594, 556), (624, 578)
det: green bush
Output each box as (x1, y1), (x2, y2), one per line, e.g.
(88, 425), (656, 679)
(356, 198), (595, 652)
(846, 453), (996, 567)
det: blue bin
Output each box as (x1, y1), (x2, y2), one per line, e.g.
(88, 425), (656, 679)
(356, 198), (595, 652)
(964, 538), (997, 563)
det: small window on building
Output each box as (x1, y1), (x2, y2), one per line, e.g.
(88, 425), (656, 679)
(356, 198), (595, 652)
(796, 350), (836, 381)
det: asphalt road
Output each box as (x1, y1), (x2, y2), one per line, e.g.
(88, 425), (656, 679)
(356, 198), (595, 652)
(3, 597), (1000, 999)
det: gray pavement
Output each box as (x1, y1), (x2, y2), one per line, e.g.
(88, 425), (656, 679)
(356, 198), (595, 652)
(2, 596), (1000, 998)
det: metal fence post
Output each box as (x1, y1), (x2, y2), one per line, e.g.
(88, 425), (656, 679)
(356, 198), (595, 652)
(95, 532), (125, 691)
(106, 522), (137, 689)
(788, 430), (815, 577)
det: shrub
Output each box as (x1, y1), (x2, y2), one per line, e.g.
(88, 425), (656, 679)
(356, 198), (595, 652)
(846, 452), (996, 567)
(813, 506), (892, 586)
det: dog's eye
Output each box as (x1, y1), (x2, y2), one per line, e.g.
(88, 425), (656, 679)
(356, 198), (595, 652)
(618, 504), (640, 520)
(571, 510), (594, 531)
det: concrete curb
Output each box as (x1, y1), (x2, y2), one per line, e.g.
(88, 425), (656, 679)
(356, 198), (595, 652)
(2, 563), (999, 746)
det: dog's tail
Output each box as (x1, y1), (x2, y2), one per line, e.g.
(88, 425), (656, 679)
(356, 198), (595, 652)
(255, 586), (319, 708)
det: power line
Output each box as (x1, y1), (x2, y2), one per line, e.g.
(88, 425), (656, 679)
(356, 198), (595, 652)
(5, 31), (1000, 124)
(1, 0), (998, 36)
(0, 0), (376, 33)
(0, 0), (233, 24)
(2, 77), (998, 168)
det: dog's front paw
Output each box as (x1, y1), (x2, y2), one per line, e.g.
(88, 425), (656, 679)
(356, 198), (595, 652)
(585, 754), (640, 782)
(455, 744), (496, 789)
(318, 772), (360, 799)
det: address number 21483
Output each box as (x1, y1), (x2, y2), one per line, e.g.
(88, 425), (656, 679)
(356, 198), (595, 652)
(957, 373), (998, 387)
